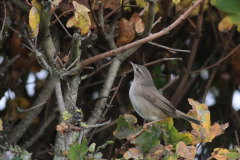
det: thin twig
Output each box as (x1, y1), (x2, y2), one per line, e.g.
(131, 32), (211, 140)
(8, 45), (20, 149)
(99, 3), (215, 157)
(235, 130), (239, 146)
(148, 41), (190, 53)
(71, 120), (111, 131)
(0, 0), (6, 40)
(85, 59), (116, 78)
(152, 16), (162, 28)
(160, 75), (179, 92)
(53, 13), (72, 38)
(0, 54), (20, 75)
(139, 4), (149, 16)
(17, 102), (46, 112)
(67, 56), (80, 70)
(191, 44), (240, 74)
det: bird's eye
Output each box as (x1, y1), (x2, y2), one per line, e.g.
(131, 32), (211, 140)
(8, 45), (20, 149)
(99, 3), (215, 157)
(135, 67), (141, 73)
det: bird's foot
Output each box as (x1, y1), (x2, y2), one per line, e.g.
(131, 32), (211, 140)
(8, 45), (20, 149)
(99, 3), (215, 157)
(143, 123), (152, 130)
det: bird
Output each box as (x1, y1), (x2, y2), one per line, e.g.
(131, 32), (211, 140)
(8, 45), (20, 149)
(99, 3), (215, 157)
(129, 62), (202, 125)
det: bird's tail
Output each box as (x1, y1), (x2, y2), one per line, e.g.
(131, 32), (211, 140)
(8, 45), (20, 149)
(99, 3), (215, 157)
(176, 110), (202, 125)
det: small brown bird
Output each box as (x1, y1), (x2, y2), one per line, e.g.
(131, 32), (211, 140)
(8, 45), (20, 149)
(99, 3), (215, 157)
(129, 62), (202, 125)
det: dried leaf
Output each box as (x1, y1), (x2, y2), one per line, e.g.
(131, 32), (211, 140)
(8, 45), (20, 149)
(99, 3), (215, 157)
(188, 99), (229, 143)
(176, 141), (197, 160)
(56, 122), (68, 135)
(116, 12), (145, 46)
(123, 148), (143, 159)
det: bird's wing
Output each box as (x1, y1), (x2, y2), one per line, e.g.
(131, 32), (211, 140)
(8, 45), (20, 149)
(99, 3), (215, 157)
(138, 87), (178, 118)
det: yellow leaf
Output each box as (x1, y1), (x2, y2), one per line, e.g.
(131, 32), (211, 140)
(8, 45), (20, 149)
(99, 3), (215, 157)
(172, 0), (181, 5)
(67, 1), (91, 35)
(188, 99), (229, 143)
(29, 6), (40, 39)
(218, 16), (233, 32)
(0, 119), (2, 131)
(211, 148), (230, 160)
(32, 0), (42, 12)
(66, 16), (78, 28)
(72, 1), (90, 20)
(74, 13), (91, 35)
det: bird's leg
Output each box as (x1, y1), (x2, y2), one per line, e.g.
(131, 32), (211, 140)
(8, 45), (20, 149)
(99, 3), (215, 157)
(143, 119), (163, 129)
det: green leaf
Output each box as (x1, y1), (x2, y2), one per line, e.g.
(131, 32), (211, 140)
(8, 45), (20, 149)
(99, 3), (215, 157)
(211, 0), (240, 14)
(159, 118), (193, 149)
(68, 138), (88, 160)
(20, 149), (32, 160)
(113, 115), (137, 139)
(134, 124), (162, 156)
(88, 143), (96, 152)
(226, 152), (240, 160)
(94, 152), (103, 158)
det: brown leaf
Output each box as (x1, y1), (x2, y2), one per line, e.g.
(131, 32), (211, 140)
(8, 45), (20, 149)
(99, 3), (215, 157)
(123, 148), (143, 159)
(176, 141), (197, 160)
(56, 122), (69, 135)
(62, 55), (69, 63)
(129, 12), (145, 33)
(116, 13), (145, 46)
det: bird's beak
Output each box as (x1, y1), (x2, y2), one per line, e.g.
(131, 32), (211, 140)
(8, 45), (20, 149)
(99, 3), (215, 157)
(130, 61), (135, 67)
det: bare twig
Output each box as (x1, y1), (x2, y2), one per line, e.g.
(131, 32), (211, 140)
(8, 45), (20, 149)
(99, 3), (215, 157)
(71, 120), (111, 132)
(53, 13), (72, 38)
(17, 102), (46, 112)
(139, 4), (149, 16)
(67, 56), (80, 70)
(148, 41), (190, 53)
(160, 76), (179, 92)
(191, 44), (240, 74)
(152, 17), (162, 28)
(235, 130), (239, 146)
(0, 54), (20, 75)
(85, 59), (116, 78)
(0, 0), (6, 40)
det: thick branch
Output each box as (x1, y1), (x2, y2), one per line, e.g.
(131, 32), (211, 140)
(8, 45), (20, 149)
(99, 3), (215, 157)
(8, 78), (55, 144)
